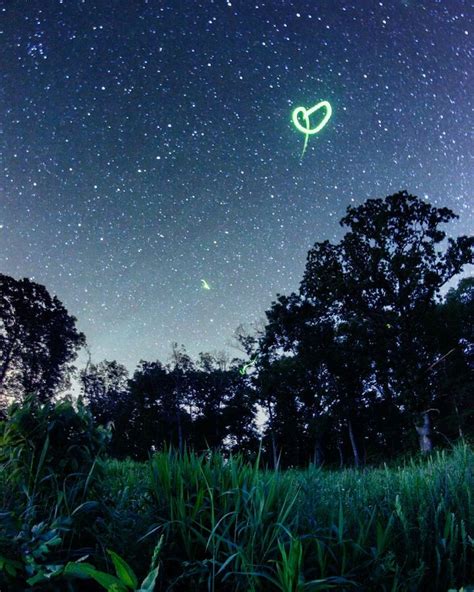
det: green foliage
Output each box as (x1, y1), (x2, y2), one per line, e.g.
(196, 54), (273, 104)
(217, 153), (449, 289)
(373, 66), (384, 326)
(0, 395), (109, 489)
(0, 397), (110, 590)
(0, 397), (473, 591)
(294, 444), (474, 590)
(96, 445), (473, 591)
(64, 539), (162, 592)
(145, 449), (302, 590)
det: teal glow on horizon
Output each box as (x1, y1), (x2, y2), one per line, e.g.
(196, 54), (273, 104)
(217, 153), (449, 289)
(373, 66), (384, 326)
(292, 100), (332, 158)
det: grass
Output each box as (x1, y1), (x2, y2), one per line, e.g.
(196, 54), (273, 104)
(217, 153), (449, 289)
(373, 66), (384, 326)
(92, 445), (474, 591)
(294, 444), (473, 590)
(1, 440), (473, 590)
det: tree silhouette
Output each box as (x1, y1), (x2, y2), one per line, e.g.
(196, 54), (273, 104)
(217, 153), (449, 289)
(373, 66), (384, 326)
(0, 274), (85, 408)
(258, 192), (473, 465)
(2, 193), (471, 465)
(191, 351), (259, 454)
(80, 359), (129, 425)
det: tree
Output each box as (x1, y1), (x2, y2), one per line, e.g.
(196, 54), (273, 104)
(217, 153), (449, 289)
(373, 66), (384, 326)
(258, 293), (377, 467)
(221, 377), (259, 457)
(313, 192), (474, 453)
(167, 343), (195, 452)
(191, 352), (259, 454)
(121, 360), (189, 459)
(80, 359), (129, 426)
(104, 347), (259, 460)
(258, 192), (473, 464)
(0, 275), (85, 408)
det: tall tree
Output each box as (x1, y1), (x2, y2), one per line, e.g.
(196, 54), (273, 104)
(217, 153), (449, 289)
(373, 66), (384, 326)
(259, 192), (473, 464)
(0, 274), (85, 407)
(315, 192), (474, 452)
(259, 293), (376, 467)
(168, 343), (195, 452)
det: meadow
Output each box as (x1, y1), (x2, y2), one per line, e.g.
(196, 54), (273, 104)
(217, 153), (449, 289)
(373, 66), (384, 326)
(0, 401), (473, 591)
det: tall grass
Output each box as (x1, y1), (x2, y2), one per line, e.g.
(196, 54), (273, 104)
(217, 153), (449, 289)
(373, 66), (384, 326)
(96, 445), (474, 591)
(294, 444), (474, 590)
(1, 427), (473, 590)
(147, 450), (303, 590)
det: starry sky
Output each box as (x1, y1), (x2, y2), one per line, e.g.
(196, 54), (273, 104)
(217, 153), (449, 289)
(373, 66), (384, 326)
(1, 0), (472, 370)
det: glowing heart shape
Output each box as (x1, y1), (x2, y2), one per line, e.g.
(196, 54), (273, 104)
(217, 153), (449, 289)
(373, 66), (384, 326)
(292, 100), (332, 157)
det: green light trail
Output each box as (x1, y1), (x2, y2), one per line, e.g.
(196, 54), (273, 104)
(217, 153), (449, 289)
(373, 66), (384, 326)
(292, 100), (332, 158)
(201, 279), (211, 290)
(239, 356), (258, 375)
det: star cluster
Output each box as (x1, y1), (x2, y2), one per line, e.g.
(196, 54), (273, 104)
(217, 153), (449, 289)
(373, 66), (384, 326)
(0, 0), (472, 368)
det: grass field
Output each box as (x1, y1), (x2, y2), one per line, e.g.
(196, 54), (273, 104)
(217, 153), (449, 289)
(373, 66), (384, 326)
(1, 429), (473, 590)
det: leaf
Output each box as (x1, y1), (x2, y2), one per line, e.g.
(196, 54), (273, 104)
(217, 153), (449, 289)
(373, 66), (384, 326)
(0, 555), (22, 577)
(5, 562), (19, 577)
(107, 550), (138, 589)
(138, 566), (160, 592)
(72, 501), (101, 516)
(64, 562), (127, 591)
(27, 572), (49, 586)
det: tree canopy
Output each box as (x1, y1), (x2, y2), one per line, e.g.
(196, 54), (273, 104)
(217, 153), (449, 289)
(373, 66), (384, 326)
(0, 275), (85, 409)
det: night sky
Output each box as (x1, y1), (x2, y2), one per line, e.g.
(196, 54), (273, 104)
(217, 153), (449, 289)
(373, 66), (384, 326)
(1, 1), (472, 370)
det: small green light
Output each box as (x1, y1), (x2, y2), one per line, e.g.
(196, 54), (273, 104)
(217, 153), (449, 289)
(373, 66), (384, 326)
(201, 279), (211, 290)
(239, 356), (258, 375)
(292, 100), (332, 158)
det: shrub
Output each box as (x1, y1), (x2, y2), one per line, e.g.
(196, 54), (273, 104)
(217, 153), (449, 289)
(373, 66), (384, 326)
(0, 397), (110, 590)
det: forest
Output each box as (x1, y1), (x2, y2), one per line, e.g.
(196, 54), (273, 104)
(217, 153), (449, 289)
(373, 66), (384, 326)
(0, 191), (473, 591)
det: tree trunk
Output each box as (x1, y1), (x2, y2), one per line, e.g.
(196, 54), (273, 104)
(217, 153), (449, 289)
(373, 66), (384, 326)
(266, 399), (279, 469)
(348, 419), (361, 467)
(454, 399), (464, 439)
(337, 442), (344, 468)
(416, 412), (433, 453)
(177, 411), (183, 453)
(0, 342), (14, 388)
(312, 440), (324, 466)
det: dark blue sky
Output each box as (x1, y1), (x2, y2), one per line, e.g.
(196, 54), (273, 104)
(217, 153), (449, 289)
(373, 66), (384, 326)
(1, 0), (472, 369)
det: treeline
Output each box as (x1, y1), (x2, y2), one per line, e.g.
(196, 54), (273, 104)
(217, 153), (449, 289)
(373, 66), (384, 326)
(1, 191), (473, 466)
(80, 352), (259, 459)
